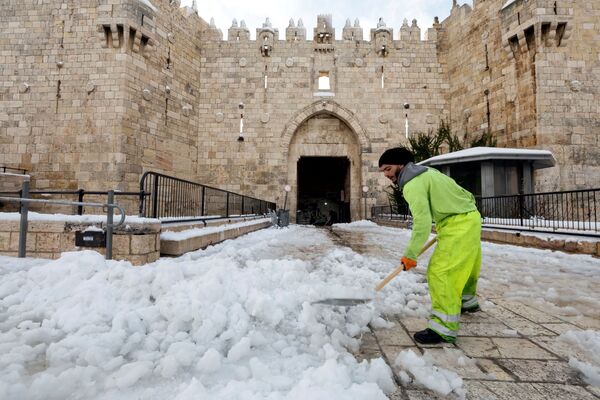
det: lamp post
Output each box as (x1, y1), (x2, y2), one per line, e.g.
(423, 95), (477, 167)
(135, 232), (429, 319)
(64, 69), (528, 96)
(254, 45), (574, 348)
(404, 102), (410, 138)
(283, 185), (291, 210)
(238, 102), (244, 142)
(362, 185), (369, 220)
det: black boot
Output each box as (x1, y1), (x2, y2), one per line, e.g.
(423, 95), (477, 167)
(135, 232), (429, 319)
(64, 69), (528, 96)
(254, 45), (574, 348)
(461, 305), (480, 314)
(413, 328), (444, 344)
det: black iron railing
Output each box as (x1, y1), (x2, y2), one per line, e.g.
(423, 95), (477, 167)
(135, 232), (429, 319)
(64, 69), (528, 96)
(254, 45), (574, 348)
(371, 196), (411, 221)
(373, 188), (599, 235)
(139, 171), (276, 222)
(477, 188), (599, 234)
(0, 189), (145, 215)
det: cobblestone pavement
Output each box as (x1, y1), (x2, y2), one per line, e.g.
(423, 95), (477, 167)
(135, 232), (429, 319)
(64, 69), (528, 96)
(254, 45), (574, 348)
(356, 297), (600, 399)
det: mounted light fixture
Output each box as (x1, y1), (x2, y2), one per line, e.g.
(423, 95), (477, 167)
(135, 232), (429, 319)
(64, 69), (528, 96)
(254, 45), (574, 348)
(238, 102), (245, 142)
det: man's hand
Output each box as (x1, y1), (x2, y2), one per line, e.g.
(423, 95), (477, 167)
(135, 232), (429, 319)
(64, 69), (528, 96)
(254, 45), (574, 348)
(401, 256), (417, 271)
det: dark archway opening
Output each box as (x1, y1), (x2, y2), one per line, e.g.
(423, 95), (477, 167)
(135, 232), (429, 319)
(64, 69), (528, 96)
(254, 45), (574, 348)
(296, 156), (351, 225)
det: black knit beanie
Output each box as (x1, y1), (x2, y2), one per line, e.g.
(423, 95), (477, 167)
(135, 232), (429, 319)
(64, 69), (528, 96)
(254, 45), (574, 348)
(378, 147), (415, 167)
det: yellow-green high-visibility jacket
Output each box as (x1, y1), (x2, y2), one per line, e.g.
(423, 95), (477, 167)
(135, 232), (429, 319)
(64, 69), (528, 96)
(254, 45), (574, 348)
(398, 163), (478, 260)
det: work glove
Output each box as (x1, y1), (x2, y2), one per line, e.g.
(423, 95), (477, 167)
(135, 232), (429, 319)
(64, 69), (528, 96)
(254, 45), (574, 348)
(401, 256), (417, 271)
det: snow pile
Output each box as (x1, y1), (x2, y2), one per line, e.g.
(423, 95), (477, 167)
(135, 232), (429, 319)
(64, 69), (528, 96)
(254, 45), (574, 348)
(0, 225), (408, 399)
(394, 349), (465, 399)
(559, 330), (600, 387)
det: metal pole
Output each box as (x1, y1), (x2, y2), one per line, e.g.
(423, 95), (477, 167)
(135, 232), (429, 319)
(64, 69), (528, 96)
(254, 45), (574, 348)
(364, 195), (367, 220)
(18, 180), (30, 258)
(226, 192), (229, 217)
(106, 190), (114, 260)
(283, 192), (288, 210)
(77, 189), (84, 215)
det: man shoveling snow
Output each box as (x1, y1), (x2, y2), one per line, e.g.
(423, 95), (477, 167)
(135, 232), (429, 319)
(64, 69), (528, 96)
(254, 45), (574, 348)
(378, 147), (482, 344)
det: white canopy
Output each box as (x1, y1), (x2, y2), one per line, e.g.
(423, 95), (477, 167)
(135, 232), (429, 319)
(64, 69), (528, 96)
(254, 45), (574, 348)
(419, 147), (556, 169)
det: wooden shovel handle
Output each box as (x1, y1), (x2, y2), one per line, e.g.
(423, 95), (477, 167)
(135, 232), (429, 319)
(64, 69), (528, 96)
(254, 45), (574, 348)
(374, 237), (437, 292)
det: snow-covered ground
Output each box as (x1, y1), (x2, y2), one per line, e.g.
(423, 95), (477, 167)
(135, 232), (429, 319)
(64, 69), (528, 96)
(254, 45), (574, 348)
(1, 221), (599, 399)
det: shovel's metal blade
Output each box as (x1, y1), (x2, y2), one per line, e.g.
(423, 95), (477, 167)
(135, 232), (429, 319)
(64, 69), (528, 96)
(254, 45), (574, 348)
(312, 298), (373, 306)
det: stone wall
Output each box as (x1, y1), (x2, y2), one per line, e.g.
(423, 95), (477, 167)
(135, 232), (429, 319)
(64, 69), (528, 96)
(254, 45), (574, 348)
(198, 15), (447, 219)
(0, 217), (161, 265)
(1, 0), (598, 223)
(440, 0), (600, 192)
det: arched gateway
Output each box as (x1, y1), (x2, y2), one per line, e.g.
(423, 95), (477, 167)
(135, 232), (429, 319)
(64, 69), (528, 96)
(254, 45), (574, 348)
(281, 100), (371, 224)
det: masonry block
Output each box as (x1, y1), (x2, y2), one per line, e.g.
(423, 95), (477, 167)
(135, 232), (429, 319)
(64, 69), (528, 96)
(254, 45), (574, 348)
(36, 233), (61, 252)
(131, 234), (156, 255)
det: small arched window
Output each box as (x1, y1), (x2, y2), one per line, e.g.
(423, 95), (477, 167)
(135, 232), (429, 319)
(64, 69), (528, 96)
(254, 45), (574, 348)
(318, 71), (330, 90)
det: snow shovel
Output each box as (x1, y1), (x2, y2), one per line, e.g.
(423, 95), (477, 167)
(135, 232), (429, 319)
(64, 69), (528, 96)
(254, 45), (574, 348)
(312, 236), (437, 306)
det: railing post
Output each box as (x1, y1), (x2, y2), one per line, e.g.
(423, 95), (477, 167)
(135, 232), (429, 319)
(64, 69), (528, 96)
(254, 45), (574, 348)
(138, 190), (145, 217)
(518, 193), (524, 227)
(77, 189), (84, 215)
(106, 190), (114, 260)
(18, 180), (30, 258)
(201, 186), (205, 216)
(152, 173), (159, 218)
(241, 196), (245, 216)
(226, 192), (230, 217)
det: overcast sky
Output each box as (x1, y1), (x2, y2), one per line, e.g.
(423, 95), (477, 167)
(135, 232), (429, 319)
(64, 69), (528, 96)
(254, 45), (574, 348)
(179, 0), (473, 40)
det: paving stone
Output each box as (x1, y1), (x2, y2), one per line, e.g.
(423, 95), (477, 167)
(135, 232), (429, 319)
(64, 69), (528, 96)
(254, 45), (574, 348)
(463, 381), (502, 399)
(530, 336), (594, 364)
(478, 382), (546, 400)
(560, 315), (600, 330)
(492, 338), (557, 359)
(421, 347), (489, 379)
(398, 317), (427, 333)
(530, 383), (599, 400)
(541, 323), (582, 335)
(404, 389), (446, 399)
(354, 347), (382, 362)
(493, 300), (562, 323)
(374, 326), (415, 346)
(474, 358), (515, 381)
(485, 306), (556, 336)
(457, 337), (501, 358)
(460, 310), (503, 324)
(585, 385), (600, 397)
(495, 359), (583, 384)
(358, 331), (380, 351)
(388, 388), (407, 399)
(459, 322), (517, 337)
(382, 345), (422, 368)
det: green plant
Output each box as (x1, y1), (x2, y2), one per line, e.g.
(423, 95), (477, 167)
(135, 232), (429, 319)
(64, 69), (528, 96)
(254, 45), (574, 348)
(408, 130), (445, 162)
(469, 131), (497, 148)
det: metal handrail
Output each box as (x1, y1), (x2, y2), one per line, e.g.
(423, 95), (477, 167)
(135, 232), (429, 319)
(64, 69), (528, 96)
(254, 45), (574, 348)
(139, 171), (276, 222)
(0, 197), (126, 227)
(372, 187), (600, 236)
(0, 182), (126, 259)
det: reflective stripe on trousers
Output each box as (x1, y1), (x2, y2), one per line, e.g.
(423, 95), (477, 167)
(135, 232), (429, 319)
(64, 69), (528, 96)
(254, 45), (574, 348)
(428, 320), (458, 338)
(431, 310), (461, 323)
(462, 294), (479, 309)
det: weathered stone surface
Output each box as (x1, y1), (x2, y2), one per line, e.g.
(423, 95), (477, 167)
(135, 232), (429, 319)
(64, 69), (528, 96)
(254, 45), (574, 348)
(496, 359), (583, 384)
(374, 326), (415, 346)
(492, 338), (558, 359)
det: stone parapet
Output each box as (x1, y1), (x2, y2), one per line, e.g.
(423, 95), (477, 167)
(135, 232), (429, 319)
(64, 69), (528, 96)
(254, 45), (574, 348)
(160, 219), (272, 256)
(0, 214), (161, 265)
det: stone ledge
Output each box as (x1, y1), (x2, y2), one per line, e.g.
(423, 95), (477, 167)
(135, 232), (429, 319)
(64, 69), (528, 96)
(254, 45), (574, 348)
(161, 220), (272, 256)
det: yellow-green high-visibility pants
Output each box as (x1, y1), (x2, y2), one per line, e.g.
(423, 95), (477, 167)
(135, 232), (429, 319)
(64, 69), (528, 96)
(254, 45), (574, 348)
(426, 210), (482, 342)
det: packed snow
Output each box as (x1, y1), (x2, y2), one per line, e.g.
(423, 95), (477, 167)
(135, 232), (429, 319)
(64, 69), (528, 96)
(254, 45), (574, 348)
(559, 330), (600, 387)
(1, 220), (599, 398)
(161, 218), (271, 241)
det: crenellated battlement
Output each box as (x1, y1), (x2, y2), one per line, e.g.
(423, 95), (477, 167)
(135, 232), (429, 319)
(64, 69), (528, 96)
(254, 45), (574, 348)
(213, 15), (440, 45)
(500, 0), (573, 59)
